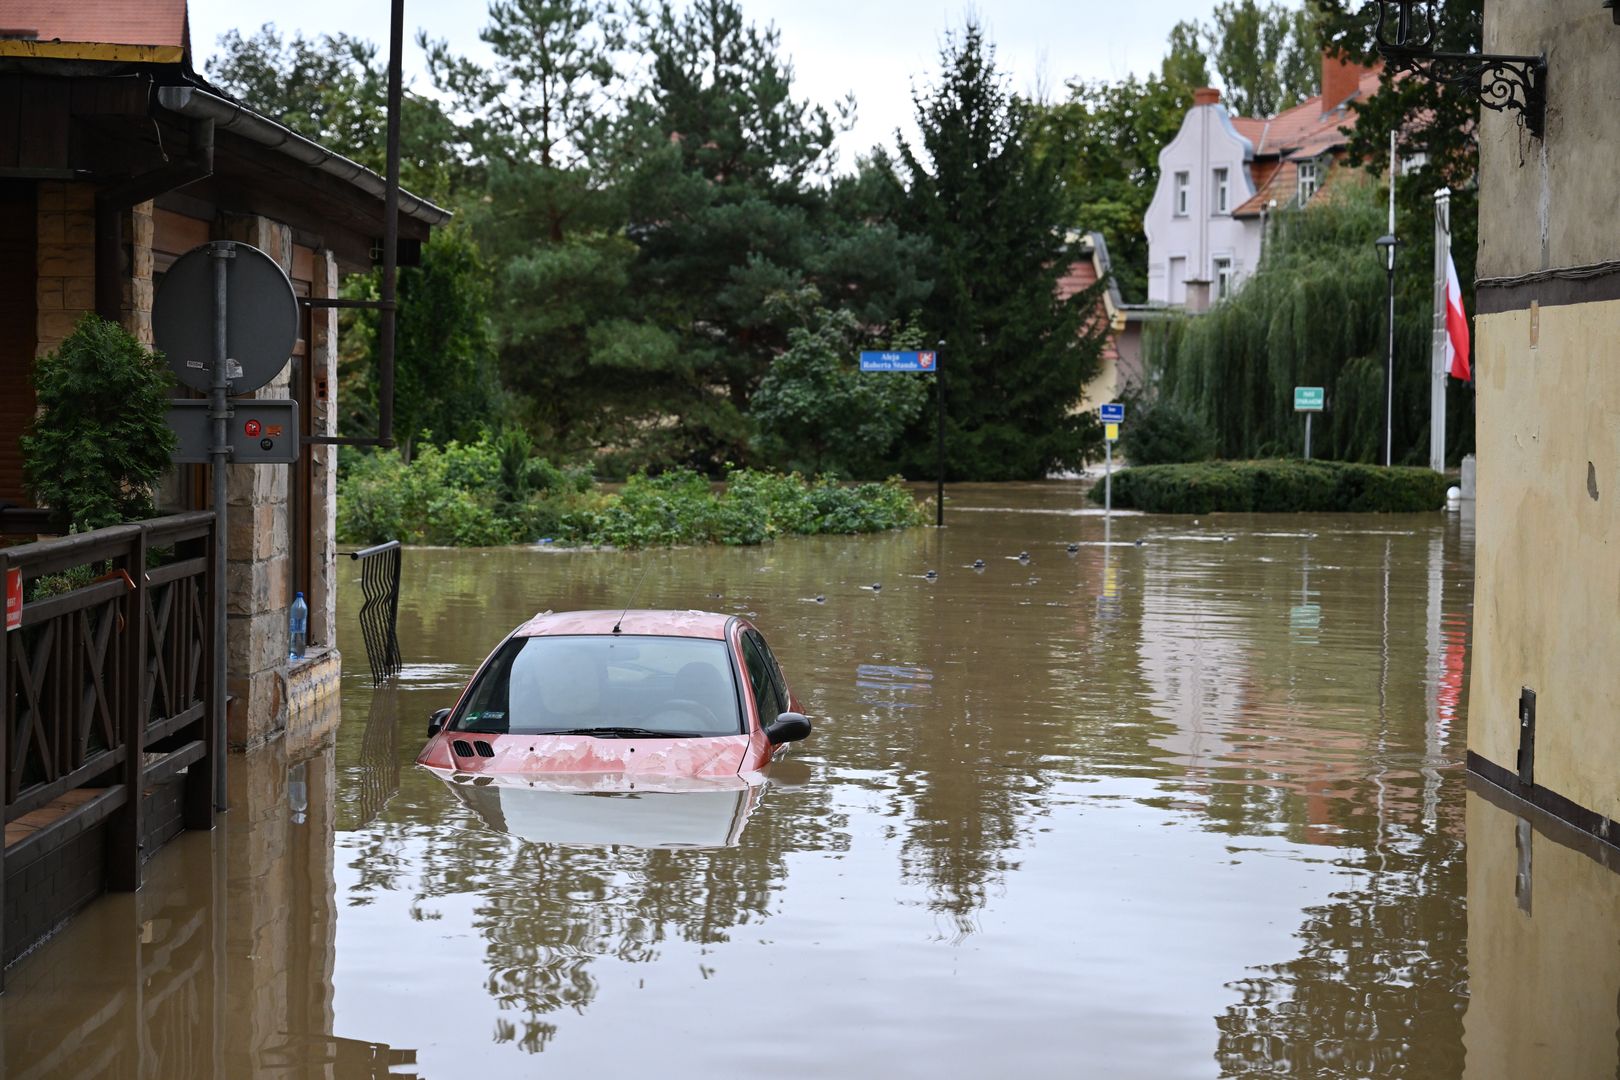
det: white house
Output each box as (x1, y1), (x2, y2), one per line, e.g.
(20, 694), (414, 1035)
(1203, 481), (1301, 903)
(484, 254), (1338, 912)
(1144, 55), (1381, 311)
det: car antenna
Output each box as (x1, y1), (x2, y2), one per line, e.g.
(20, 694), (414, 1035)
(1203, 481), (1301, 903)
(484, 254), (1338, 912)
(612, 561), (654, 634)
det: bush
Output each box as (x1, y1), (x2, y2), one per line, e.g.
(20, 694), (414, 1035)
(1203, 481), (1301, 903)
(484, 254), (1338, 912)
(1119, 399), (1216, 465)
(22, 315), (176, 531)
(338, 433), (927, 548)
(1090, 459), (1450, 514)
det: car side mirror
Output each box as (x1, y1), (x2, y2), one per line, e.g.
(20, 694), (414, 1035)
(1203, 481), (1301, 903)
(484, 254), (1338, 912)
(428, 708), (451, 737)
(764, 711), (811, 745)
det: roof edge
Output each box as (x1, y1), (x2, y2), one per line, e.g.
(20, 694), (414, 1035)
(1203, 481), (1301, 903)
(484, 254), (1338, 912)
(0, 40), (183, 63)
(155, 85), (451, 228)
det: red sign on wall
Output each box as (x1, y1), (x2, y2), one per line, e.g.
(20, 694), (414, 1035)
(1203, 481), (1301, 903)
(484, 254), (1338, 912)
(5, 567), (20, 632)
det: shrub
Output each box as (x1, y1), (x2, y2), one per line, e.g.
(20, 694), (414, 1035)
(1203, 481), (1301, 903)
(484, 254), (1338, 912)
(1090, 459), (1450, 514)
(22, 315), (177, 531)
(337, 435), (927, 548)
(1119, 399), (1217, 465)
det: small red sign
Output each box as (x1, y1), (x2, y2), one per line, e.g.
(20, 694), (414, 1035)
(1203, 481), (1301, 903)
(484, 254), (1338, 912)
(919, 351), (935, 369)
(244, 419), (262, 437)
(6, 567), (20, 633)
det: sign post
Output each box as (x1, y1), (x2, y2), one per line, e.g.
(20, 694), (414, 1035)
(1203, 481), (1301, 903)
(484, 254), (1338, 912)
(1100, 403), (1124, 515)
(1293, 386), (1324, 460)
(859, 349), (943, 526)
(154, 240), (299, 811)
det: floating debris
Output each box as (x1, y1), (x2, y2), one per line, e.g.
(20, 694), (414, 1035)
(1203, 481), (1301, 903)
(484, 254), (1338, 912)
(924, 569), (938, 580)
(1066, 543), (1079, 553)
(971, 559), (986, 571)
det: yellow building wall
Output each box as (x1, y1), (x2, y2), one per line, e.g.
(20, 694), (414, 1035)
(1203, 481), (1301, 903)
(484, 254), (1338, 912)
(1464, 787), (1620, 1079)
(1469, 298), (1620, 819)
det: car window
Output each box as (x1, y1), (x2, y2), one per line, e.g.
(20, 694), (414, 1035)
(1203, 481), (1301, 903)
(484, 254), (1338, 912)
(740, 633), (783, 726)
(753, 632), (790, 708)
(453, 635), (743, 736)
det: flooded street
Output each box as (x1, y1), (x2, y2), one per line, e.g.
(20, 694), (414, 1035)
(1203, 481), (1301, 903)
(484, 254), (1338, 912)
(3, 482), (1616, 1078)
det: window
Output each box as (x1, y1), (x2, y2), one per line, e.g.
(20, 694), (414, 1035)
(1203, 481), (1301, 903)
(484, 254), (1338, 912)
(741, 634), (784, 726)
(1213, 168), (1229, 214)
(1297, 160), (1320, 206)
(1213, 257), (1234, 301)
(1168, 256), (1187, 304)
(1173, 171), (1190, 216)
(453, 635), (744, 736)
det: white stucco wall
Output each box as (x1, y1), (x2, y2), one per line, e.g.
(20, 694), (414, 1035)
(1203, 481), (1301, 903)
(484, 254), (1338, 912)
(1144, 102), (1265, 306)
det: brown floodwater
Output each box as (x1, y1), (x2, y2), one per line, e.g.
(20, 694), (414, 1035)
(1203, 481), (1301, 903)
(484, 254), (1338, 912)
(3, 482), (1617, 1078)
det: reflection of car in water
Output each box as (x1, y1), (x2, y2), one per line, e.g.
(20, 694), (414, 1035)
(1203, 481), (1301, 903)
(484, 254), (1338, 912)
(417, 610), (812, 782)
(438, 772), (766, 849)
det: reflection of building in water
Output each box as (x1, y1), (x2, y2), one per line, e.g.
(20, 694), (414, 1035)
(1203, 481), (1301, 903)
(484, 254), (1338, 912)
(1463, 782), (1620, 1080)
(0, 740), (419, 1079)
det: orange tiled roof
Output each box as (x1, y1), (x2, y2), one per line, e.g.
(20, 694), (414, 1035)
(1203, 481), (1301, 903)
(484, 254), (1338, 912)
(0, 0), (187, 48)
(1234, 68), (1381, 159)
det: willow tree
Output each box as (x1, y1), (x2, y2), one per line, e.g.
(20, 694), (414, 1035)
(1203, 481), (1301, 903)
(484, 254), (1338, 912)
(1147, 179), (1392, 462)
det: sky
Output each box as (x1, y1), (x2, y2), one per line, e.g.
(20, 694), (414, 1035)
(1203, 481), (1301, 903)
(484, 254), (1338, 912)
(189, 0), (1226, 165)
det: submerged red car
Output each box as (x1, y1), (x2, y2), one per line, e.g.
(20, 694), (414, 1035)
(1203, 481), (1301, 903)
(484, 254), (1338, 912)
(417, 609), (811, 780)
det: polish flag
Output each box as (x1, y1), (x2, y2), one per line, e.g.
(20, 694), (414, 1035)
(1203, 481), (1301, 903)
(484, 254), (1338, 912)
(1444, 253), (1471, 382)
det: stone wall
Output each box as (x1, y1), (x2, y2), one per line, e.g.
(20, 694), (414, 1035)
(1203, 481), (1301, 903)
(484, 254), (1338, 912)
(33, 180), (95, 358)
(220, 214), (297, 750)
(308, 248), (339, 647)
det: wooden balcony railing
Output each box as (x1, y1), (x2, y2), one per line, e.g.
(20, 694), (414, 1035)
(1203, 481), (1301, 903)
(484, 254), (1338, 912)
(0, 512), (218, 983)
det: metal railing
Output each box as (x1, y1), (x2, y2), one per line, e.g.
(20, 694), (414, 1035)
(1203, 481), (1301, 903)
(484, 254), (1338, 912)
(348, 541), (402, 686)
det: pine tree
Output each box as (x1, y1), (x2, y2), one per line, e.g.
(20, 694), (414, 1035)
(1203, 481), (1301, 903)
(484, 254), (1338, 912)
(893, 23), (1108, 480)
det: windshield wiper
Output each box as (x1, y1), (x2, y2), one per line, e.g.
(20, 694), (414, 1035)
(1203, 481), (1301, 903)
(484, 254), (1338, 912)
(541, 726), (703, 739)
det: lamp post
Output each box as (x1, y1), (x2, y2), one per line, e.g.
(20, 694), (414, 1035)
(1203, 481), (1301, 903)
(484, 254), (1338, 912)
(1375, 232), (1399, 467)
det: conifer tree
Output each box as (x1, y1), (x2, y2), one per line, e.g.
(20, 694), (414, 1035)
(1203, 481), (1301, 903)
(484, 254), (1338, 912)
(893, 23), (1108, 480)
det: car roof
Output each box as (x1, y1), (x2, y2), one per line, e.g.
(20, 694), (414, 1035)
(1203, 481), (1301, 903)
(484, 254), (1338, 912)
(512, 609), (735, 640)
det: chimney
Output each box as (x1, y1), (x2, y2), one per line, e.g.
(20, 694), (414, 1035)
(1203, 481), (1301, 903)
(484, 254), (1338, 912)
(1321, 50), (1372, 111)
(1193, 87), (1221, 107)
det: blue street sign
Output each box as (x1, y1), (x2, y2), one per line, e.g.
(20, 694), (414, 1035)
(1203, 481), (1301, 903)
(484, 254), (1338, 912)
(1100, 402), (1125, 423)
(860, 350), (937, 372)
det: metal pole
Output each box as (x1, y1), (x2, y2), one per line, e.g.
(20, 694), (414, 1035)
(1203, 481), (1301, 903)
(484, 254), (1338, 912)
(1384, 260), (1396, 467)
(1304, 412), (1313, 461)
(377, 0), (404, 448)
(1430, 188), (1451, 474)
(1384, 130), (1397, 468)
(935, 341), (945, 528)
(1104, 437), (1113, 515)
(207, 242), (235, 811)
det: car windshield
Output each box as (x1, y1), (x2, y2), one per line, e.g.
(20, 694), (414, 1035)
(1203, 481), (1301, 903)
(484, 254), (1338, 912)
(452, 634), (743, 737)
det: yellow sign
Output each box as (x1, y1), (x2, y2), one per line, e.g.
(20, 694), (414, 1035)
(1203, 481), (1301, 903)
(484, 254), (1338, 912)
(1105, 423), (1119, 442)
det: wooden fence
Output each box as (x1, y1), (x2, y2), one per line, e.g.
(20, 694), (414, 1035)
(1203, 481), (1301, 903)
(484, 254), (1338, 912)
(0, 512), (218, 983)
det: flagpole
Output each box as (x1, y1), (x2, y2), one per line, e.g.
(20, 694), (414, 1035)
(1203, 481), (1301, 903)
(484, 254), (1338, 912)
(1431, 187), (1451, 474)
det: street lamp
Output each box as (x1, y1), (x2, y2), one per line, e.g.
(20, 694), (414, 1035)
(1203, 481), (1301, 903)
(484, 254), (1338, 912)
(1375, 232), (1399, 467)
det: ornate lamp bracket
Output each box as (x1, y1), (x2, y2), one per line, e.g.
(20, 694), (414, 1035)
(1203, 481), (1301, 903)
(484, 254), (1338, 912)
(1373, 0), (1548, 139)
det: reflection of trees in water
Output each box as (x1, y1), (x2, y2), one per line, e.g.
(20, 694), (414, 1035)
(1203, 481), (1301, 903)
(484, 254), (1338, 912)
(399, 827), (786, 1049)
(1214, 798), (1467, 1076)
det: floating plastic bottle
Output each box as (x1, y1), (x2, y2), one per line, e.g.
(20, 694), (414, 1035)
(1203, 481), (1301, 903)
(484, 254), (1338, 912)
(289, 591), (308, 661)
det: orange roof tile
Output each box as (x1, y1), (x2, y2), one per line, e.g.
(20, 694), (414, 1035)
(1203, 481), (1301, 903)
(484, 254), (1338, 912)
(0, 0), (187, 49)
(1239, 67), (1382, 159)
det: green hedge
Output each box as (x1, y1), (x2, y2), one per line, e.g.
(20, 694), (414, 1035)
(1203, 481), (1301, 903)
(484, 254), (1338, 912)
(1088, 459), (1450, 514)
(337, 432), (927, 547)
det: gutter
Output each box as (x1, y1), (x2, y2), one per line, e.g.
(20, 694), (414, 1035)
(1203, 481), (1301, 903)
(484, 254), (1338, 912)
(154, 85), (452, 228)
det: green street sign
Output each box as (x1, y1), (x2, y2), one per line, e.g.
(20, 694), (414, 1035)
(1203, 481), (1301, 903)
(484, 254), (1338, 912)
(1294, 386), (1325, 412)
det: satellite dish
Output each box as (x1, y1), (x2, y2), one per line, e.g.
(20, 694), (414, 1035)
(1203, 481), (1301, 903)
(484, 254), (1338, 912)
(153, 241), (298, 394)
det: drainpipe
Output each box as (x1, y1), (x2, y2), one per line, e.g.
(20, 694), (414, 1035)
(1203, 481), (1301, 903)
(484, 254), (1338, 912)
(95, 116), (215, 322)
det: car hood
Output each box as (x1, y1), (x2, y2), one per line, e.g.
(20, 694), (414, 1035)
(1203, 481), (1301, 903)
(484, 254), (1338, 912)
(416, 732), (751, 778)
